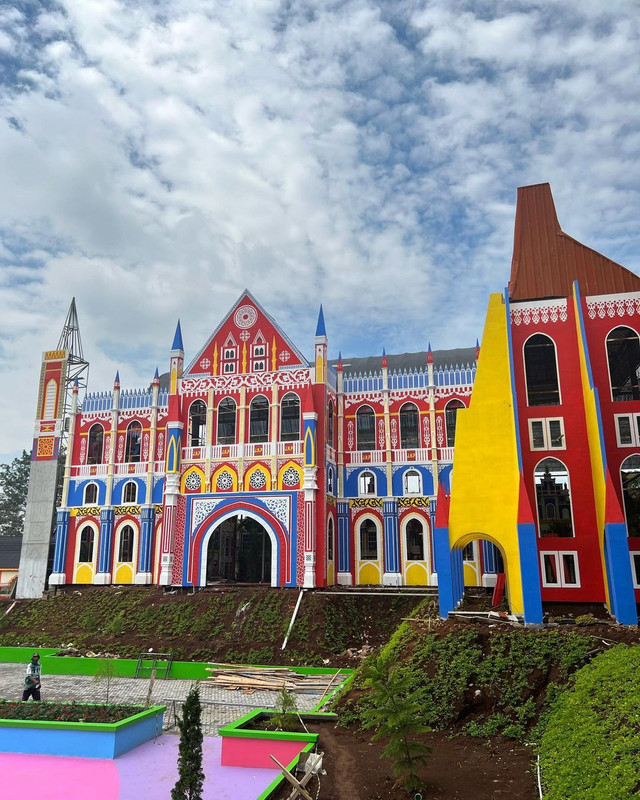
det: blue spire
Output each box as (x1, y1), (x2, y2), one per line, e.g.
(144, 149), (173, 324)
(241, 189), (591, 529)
(315, 305), (326, 337)
(154, 367), (159, 379)
(171, 319), (183, 351)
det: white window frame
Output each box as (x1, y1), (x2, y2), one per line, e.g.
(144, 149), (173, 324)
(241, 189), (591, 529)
(540, 550), (580, 587)
(359, 470), (376, 497)
(403, 469), (422, 495)
(122, 480), (138, 505)
(615, 413), (640, 447)
(223, 362), (235, 374)
(83, 482), (99, 506)
(223, 347), (236, 360)
(528, 418), (566, 450)
(253, 360), (265, 372)
(253, 344), (265, 357)
(629, 552), (640, 589)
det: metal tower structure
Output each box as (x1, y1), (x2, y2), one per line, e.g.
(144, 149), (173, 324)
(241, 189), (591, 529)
(57, 297), (89, 442)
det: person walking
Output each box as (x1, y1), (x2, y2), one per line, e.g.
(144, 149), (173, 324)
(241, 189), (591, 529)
(22, 652), (41, 701)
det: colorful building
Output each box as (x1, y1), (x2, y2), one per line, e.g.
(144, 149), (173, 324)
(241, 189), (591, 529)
(437, 183), (640, 625)
(21, 182), (640, 625)
(33, 292), (476, 595)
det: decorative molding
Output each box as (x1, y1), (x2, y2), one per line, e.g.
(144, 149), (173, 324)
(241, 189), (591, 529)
(510, 299), (568, 326)
(398, 497), (430, 508)
(350, 498), (383, 508)
(262, 496), (290, 527)
(114, 505), (141, 515)
(180, 369), (311, 395)
(586, 295), (640, 321)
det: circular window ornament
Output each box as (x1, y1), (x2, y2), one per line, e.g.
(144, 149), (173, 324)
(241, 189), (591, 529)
(184, 472), (202, 491)
(216, 471), (234, 490)
(234, 305), (258, 329)
(282, 467), (300, 487)
(249, 470), (267, 489)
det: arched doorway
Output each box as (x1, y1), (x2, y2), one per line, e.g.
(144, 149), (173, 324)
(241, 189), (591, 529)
(205, 514), (272, 584)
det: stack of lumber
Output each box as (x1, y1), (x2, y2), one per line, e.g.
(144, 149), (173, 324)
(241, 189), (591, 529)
(203, 664), (342, 695)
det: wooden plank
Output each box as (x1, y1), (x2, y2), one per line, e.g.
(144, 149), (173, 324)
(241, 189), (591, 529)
(269, 755), (314, 800)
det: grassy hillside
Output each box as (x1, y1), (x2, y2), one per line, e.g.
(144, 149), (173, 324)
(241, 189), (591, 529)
(0, 586), (424, 666)
(537, 645), (640, 800)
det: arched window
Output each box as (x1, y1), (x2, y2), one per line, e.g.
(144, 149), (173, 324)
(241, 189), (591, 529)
(406, 519), (424, 561)
(189, 400), (207, 446)
(445, 400), (465, 446)
(78, 527), (94, 563)
(327, 400), (334, 447)
(84, 483), (98, 505)
(607, 327), (640, 402)
(280, 393), (300, 441)
(524, 334), (560, 406)
(217, 398), (236, 445)
(125, 421), (142, 462)
(327, 517), (334, 561)
(399, 403), (419, 449)
(534, 458), (573, 536)
(359, 519), (378, 560)
(118, 525), (134, 563)
(359, 470), (376, 496)
(249, 395), (269, 443)
(44, 379), (57, 419)
(621, 454), (640, 537)
(356, 406), (376, 451)
(87, 424), (104, 464)
(123, 481), (137, 504)
(404, 469), (421, 495)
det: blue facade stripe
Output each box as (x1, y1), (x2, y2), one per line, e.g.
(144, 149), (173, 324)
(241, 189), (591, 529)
(516, 522), (543, 624)
(603, 522), (637, 625)
(53, 511), (69, 573)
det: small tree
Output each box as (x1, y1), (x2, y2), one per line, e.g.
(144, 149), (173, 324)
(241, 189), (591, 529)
(172, 685), (205, 800)
(0, 450), (30, 537)
(361, 654), (432, 795)
(270, 684), (300, 732)
(93, 659), (116, 704)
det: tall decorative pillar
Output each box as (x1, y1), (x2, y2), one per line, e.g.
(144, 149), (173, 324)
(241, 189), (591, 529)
(159, 321), (184, 585)
(336, 500), (352, 584)
(383, 498), (402, 585)
(94, 507), (114, 584)
(49, 510), (70, 585)
(302, 411), (318, 588)
(136, 505), (155, 583)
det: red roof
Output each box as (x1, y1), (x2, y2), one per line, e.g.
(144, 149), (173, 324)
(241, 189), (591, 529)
(508, 183), (640, 301)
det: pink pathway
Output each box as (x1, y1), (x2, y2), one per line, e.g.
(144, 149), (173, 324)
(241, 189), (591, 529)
(0, 736), (280, 800)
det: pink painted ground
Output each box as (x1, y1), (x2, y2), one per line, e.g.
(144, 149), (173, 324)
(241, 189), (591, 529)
(0, 736), (280, 800)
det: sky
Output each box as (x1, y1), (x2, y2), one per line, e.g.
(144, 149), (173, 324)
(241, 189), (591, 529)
(1, 0), (640, 461)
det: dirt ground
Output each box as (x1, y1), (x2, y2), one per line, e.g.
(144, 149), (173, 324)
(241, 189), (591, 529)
(271, 722), (537, 800)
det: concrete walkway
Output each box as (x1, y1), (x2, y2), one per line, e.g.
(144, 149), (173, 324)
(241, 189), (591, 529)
(0, 663), (337, 735)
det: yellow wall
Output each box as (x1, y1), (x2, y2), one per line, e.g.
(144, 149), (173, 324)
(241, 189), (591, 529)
(448, 293), (524, 614)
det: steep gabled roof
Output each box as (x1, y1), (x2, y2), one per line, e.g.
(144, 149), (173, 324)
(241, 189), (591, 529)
(508, 183), (640, 301)
(184, 289), (309, 376)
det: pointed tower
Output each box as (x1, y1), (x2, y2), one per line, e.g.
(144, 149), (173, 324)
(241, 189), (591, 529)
(314, 305), (327, 385)
(56, 297), (89, 447)
(18, 300), (87, 597)
(159, 321), (185, 585)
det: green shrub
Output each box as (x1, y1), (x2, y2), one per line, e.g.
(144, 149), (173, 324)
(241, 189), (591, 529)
(537, 645), (640, 800)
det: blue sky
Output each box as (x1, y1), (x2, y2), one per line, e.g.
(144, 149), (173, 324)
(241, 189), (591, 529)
(1, 0), (640, 460)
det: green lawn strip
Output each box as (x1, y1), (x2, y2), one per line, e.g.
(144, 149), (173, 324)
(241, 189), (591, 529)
(537, 645), (640, 800)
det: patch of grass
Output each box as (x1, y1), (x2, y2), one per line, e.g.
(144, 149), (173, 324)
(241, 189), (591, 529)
(536, 645), (640, 799)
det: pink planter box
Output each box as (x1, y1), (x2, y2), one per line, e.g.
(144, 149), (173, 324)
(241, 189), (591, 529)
(221, 736), (308, 769)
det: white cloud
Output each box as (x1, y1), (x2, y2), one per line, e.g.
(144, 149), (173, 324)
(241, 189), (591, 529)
(0, 0), (639, 458)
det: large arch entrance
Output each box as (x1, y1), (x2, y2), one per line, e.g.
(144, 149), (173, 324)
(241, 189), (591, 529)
(451, 533), (510, 611)
(205, 514), (272, 584)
